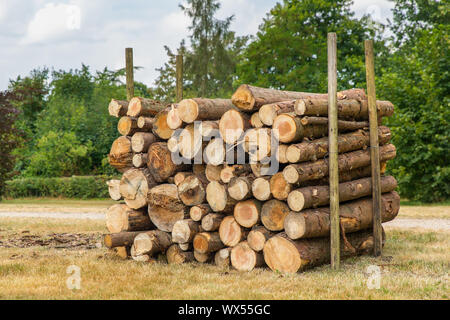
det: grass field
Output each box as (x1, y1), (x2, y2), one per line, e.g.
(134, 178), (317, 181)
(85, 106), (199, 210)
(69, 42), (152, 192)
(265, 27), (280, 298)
(0, 199), (449, 299)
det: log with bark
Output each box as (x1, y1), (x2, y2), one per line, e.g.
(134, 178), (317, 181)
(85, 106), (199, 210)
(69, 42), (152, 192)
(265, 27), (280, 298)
(167, 105), (183, 130)
(166, 244), (195, 264)
(201, 213), (225, 232)
(258, 100), (296, 126)
(127, 97), (166, 117)
(117, 116), (141, 136)
(193, 232), (224, 254)
(220, 164), (252, 184)
(233, 199), (261, 228)
(148, 184), (184, 211)
(204, 138), (226, 166)
(106, 204), (154, 233)
(108, 136), (133, 172)
(152, 108), (174, 140)
(137, 116), (154, 130)
(287, 175), (397, 212)
(178, 174), (208, 206)
(283, 144), (396, 184)
(219, 216), (248, 247)
(219, 109), (251, 144)
(300, 116), (369, 131)
(108, 99), (129, 117)
(205, 164), (223, 182)
(251, 176), (272, 201)
(132, 230), (172, 256)
(231, 241), (264, 272)
(260, 199), (290, 231)
(214, 248), (232, 267)
(147, 142), (190, 182)
(131, 132), (158, 153)
(148, 205), (188, 233)
(113, 246), (130, 260)
(104, 231), (142, 248)
(247, 226), (275, 252)
(250, 112), (264, 128)
(119, 168), (156, 209)
(106, 179), (122, 200)
(263, 228), (385, 273)
(284, 191), (399, 240)
(269, 172), (292, 201)
(194, 250), (212, 263)
(243, 128), (272, 162)
(132, 153), (148, 168)
(199, 121), (219, 138)
(177, 124), (204, 159)
(206, 181), (237, 213)
(189, 204), (212, 222)
(178, 98), (236, 123)
(171, 219), (200, 243)
(228, 175), (255, 201)
(173, 172), (192, 186)
(276, 144), (289, 164)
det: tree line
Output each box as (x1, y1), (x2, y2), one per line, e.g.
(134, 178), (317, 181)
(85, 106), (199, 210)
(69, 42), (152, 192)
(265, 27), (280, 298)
(0, 0), (448, 202)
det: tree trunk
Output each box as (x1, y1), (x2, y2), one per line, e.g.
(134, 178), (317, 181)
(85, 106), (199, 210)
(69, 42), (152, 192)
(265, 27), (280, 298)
(205, 164), (223, 182)
(264, 228), (385, 273)
(286, 126), (391, 163)
(147, 142), (190, 182)
(231, 241), (264, 271)
(250, 112), (264, 128)
(148, 184), (184, 211)
(131, 132), (158, 153)
(228, 175), (255, 201)
(204, 139), (225, 166)
(189, 204), (212, 222)
(133, 230), (172, 256)
(118, 116), (140, 136)
(166, 244), (194, 264)
(206, 181), (237, 213)
(106, 204), (154, 233)
(300, 117), (369, 131)
(283, 144), (396, 184)
(193, 232), (224, 254)
(287, 175), (397, 211)
(152, 108), (174, 140)
(247, 226), (275, 252)
(219, 109), (251, 144)
(215, 248), (232, 267)
(167, 105), (183, 130)
(273, 113), (327, 143)
(269, 172), (292, 200)
(220, 164), (252, 184)
(148, 205), (188, 233)
(251, 176), (272, 201)
(219, 216), (248, 247)
(261, 199), (290, 231)
(106, 179), (122, 201)
(233, 199), (262, 228)
(119, 168), (156, 209)
(258, 100), (296, 126)
(109, 99), (129, 117)
(194, 250), (212, 263)
(284, 191), (399, 240)
(108, 136), (133, 172)
(172, 219), (200, 243)
(178, 98), (236, 123)
(201, 213), (225, 232)
(104, 231), (142, 248)
(137, 116), (154, 130)
(178, 174), (208, 206)
(294, 98), (394, 120)
(127, 97), (166, 117)
(132, 153), (148, 168)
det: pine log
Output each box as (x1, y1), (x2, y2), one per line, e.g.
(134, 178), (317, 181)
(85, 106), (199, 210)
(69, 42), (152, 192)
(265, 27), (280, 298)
(106, 179), (122, 200)
(133, 230), (172, 256)
(172, 219), (200, 243)
(167, 105), (183, 130)
(178, 124), (206, 159)
(219, 109), (251, 144)
(204, 138), (226, 166)
(231, 241), (264, 271)
(272, 113), (327, 143)
(118, 116), (139, 136)
(264, 228), (385, 273)
(131, 132), (157, 153)
(106, 204), (154, 233)
(108, 99), (129, 117)
(233, 199), (262, 228)
(152, 108), (174, 140)
(130, 247), (157, 263)
(250, 112), (264, 128)
(108, 136), (133, 172)
(167, 135), (179, 153)
(193, 232), (224, 254)
(215, 248), (232, 267)
(194, 250), (212, 263)
(250, 163), (272, 177)
(285, 191), (399, 240)
(228, 175), (255, 201)
(104, 231), (142, 248)
(276, 144), (289, 164)
(193, 164), (206, 175)
(166, 244), (195, 264)
(148, 184), (184, 211)
(190, 204), (212, 221)
(205, 164), (223, 182)
(283, 144), (396, 184)
(127, 97), (166, 117)
(174, 172), (192, 186)
(220, 164), (252, 184)
(287, 175), (397, 212)
(243, 128), (271, 162)
(206, 181), (237, 213)
(147, 142), (189, 182)
(137, 116), (154, 130)
(178, 174), (208, 206)
(247, 226), (275, 252)
(132, 153), (148, 168)
(179, 242), (192, 251)
(199, 121), (219, 137)
(251, 176), (272, 201)
(148, 205), (188, 233)
(113, 246), (130, 260)
(201, 213), (225, 232)
(301, 116), (369, 131)
(286, 126), (391, 163)
(294, 98), (394, 120)
(261, 199), (290, 231)
(219, 216), (247, 247)
(258, 100), (296, 126)
(270, 172), (292, 200)
(178, 98), (235, 123)
(119, 168), (156, 209)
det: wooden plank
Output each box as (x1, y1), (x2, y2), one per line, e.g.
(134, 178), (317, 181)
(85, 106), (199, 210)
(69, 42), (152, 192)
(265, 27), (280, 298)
(176, 55), (183, 102)
(126, 48), (134, 101)
(364, 39), (383, 256)
(327, 32), (340, 269)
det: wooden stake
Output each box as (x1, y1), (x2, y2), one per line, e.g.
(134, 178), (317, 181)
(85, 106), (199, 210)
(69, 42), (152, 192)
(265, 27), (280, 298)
(176, 55), (183, 102)
(365, 39), (383, 257)
(126, 48), (134, 101)
(328, 33), (340, 269)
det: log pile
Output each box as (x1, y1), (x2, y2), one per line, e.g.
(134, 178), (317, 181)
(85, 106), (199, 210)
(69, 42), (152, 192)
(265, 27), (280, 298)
(104, 84), (400, 273)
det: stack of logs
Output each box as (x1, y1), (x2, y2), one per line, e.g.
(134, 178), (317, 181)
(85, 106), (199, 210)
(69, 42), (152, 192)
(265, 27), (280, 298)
(105, 84), (400, 273)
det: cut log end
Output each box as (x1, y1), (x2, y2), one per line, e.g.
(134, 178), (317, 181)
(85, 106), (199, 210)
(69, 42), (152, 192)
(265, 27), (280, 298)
(178, 99), (199, 123)
(167, 106), (183, 129)
(273, 113), (301, 143)
(270, 172), (292, 200)
(231, 242), (262, 272)
(283, 165), (300, 184)
(231, 84), (255, 111)
(234, 200), (261, 228)
(286, 145), (301, 163)
(287, 190), (305, 212)
(263, 235), (302, 273)
(252, 177), (271, 201)
(219, 109), (248, 144)
(219, 216), (244, 247)
(284, 212), (306, 240)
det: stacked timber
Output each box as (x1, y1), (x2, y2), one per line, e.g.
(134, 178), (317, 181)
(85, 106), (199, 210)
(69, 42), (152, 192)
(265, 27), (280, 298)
(104, 84), (400, 273)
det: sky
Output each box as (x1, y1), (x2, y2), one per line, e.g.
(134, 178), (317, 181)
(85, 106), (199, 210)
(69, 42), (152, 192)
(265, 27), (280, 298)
(0, 0), (394, 90)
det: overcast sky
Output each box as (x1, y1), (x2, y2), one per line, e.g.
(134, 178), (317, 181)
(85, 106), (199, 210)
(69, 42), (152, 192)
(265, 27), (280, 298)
(0, 0), (394, 90)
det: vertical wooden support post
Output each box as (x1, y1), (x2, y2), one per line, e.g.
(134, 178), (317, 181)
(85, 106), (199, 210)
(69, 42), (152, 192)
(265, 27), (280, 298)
(176, 55), (183, 102)
(328, 33), (340, 269)
(126, 48), (134, 101)
(364, 40), (383, 257)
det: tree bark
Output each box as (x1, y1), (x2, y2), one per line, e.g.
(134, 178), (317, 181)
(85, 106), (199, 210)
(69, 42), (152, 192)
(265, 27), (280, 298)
(178, 174), (208, 206)
(247, 226), (275, 252)
(258, 100), (296, 126)
(106, 204), (154, 233)
(251, 176), (272, 201)
(131, 132), (157, 153)
(108, 136), (133, 172)
(231, 241), (264, 271)
(193, 232), (224, 254)
(219, 109), (251, 144)
(219, 216), (248, 247)
(106, 179), (122, 200)
(261, 199), (290, 231)
(119, 168), (156, 209)
(189, 204), (212, 222)
(133, 230), (172, 256)
(270, 172), (292, 200)
(300, 117), (369, 131)
(104, 231), (142, 248)
(286, 126), (391, 163)
(137, 116), (154, 130)
(147, 142), (190, 182)
(284, 191), (399, 240)
(152, 108), (174, 140)
(127, 97), (166, 117)
(108, 99), (129, 118)
(220, 164), (252, 184)
(283, 144), (396, 184)
(148, 205), (188, 233)
(178, 98), (236, 123)
(148, 184), (184, 211)
(228, 175), (255, 201)
(233, 199), (262, 228)
(194, 250), (212, 263)
(287, 175), (397, 211)
(201, 213), (225, 232)
(172, 219), (200, 243)
(206, 181), (236, 213)
(264, 228), (384, 273)
(166, 244), (194, 264)
(118, 116), (140, 136)
(214, 248), (232, 267)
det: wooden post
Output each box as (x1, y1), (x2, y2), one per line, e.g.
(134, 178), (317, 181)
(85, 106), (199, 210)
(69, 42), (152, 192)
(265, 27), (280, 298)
(365, 40), (383, 257)
(176, 55), (183, 102)
(126, 48), (134, 101)
(327, 33), (340, 269)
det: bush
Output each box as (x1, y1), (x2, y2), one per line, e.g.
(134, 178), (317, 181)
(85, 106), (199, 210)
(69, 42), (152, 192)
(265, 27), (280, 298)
(4, 176), (117, 199)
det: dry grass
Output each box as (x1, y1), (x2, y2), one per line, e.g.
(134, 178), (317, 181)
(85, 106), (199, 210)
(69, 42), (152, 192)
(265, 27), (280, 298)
(0, 198), (115, 213)
(0, 216), (448, 300)
(397, 205), (450, 219)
